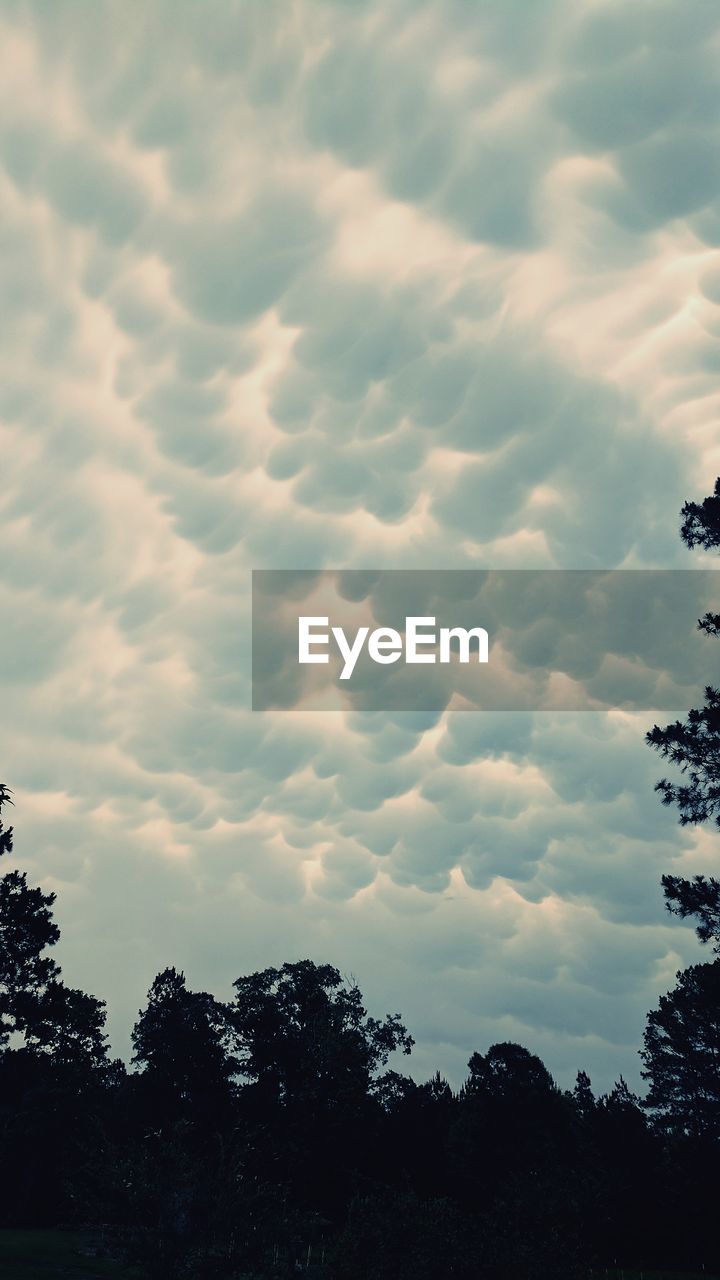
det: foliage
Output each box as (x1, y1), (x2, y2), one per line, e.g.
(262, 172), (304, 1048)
(231, 959), (413, 1106)
(641, 961), (720, 1138)
(647, 478), (720, 828)
(646, 690), (720, 827)
(661, 873), (720, 950)
(679, 476), (720, 551)
(131, 967), (237, 1128)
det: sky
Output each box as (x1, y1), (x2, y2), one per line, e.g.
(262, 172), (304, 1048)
(1, 0), (720, 1093)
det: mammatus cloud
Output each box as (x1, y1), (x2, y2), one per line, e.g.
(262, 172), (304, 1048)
(0, 0), (719, 1090)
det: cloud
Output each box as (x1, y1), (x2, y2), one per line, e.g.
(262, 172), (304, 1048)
(0, 0), (717, 1093)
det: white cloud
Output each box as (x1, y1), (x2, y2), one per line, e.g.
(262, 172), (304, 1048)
(0, 0), (718, 1091)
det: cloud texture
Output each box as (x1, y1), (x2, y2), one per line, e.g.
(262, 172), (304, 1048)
(1, 0), (720, 1090)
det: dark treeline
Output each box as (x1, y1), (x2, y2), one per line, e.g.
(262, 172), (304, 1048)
(2, 482), (720, 1280)
(2, 816), (719, 1280)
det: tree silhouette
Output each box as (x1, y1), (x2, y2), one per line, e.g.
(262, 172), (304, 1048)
(639, 479), (720, 1268)
(572, 1069), (595, 1119)
(3, 773), (718, 1274)
(646, 690), (720, 827)
(0, 785), (113, 1226)
(464, 1041), (557, 1099)
(0, 784), (108, 1066)
(640, 465), (717, 1085)
(641, 960), (720, 1139)
(679, 476), (720, 551)
(647, 478), (720, 827)
(0, 783), (13, 856)
(0, 783), (61, 1046)
(132, 966), (237, 1126)
(231, 959), (413, 1106)
(661, 872), (720, 950)
(25, 981), (109, 1070)
(231, 960), (414, 1224)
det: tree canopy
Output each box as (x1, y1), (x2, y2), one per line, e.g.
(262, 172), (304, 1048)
(231, 959), (413, 1108)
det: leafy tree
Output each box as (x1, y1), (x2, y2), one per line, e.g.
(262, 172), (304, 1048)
(231, 960), (413, 1222)
(464, 1041), (557, 1099)
(231, 959), (413, 1107)
(0, 783), (108, 1065)
(131, 967), (237, 1125)
(0, 786), (60, 1046)
(0, 785), (112, 1226)
(25, 981), (109, 1070)
(456, 1042), (572, 1182)
(450, 1043), (589, 1276)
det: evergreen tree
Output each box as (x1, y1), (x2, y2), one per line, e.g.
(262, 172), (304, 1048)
(646, 481), (720, 950)
(641, 960), (720, 1139)
(647, 477), (720, 826)
(661, 872), (720, 950)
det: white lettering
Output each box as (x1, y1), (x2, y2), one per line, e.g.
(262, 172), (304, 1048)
(406, 616), (437, 664)
(368, 628), (402, 665)
(297, 616), (490, 677)
(439, 626), (489, 663)
(298, 617), (329, 664)
(332, 625), (370, 680)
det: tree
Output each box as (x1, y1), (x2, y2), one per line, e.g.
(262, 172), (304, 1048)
(25, 982), (109, 1071)
(646, 479), (720, 972)
(231, 960), (414, 1221)
(646, 690), (720, 827)
(0, 862), (60, 1046)
(679, 476), (720, 551)
(572, 1069), (595, 1119)
(0, 781), (111, 1070)
(131, 967), (237, 1124)
(0, 785), (59, 1047)
(641, 960), (720, 1139)
(231, 959), (413, 1108)
(451, 1045), (588, 1279)
(0, 785), (112, 1226)
(456, 1042), (571, 1179)
(0, 783), (13, 856)
(647, 477), (720, 827)
(0, 783), (107, 1067)
(464, 1041), (557, 1099)
(661, 873), (720, 950)
(641, 479), (720, 1175)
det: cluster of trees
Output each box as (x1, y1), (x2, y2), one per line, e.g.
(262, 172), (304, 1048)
(1, 482), (720, 1279)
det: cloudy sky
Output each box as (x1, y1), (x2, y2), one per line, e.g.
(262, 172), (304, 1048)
(2, 0), (720, 1093)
